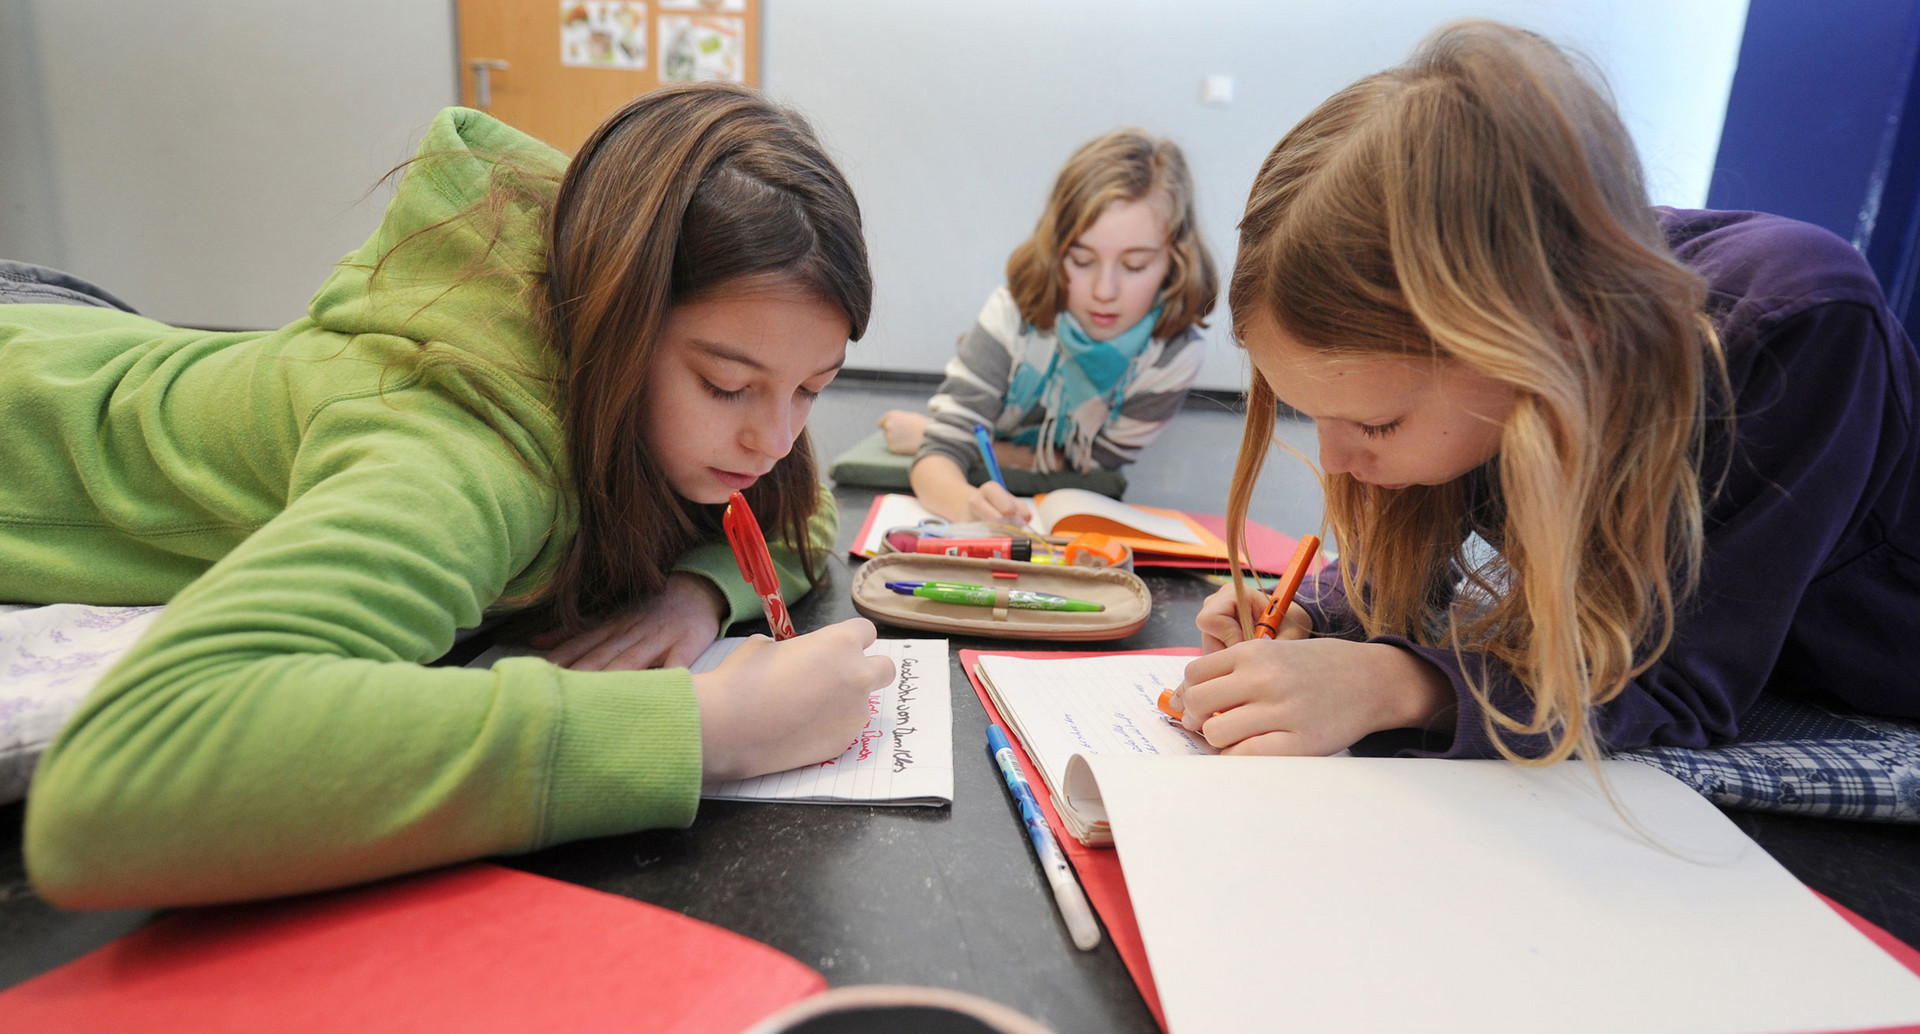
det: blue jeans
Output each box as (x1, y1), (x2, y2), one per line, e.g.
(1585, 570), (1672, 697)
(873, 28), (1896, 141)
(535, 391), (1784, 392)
(0, 260), (137, 312)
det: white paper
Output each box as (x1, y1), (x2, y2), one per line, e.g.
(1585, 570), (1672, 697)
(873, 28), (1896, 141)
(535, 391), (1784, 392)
(0, 603), (165, 804)
(853, 493), (944, 556)
(1032, 487), (1201, 544)
(702, 637), (952, 806)
(471, 636), (953, 806)
(1085, 754), (1920, 1034)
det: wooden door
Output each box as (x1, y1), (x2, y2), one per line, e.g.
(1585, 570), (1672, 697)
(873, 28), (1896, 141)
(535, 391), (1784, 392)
(457, 1), (760, 155)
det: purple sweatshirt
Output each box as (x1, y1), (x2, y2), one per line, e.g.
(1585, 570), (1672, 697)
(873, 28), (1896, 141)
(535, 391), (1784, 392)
(1302, 209), (1920, 759)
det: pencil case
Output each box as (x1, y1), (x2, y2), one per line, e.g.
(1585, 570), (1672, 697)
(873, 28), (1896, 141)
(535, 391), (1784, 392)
(849, 553), (1151, 641)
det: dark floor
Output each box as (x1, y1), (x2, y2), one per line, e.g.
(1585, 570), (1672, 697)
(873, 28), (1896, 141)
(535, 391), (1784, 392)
(807, 372), (1329, 540)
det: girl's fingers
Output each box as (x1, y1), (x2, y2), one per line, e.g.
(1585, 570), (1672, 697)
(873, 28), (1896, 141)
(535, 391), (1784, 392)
(1221, 729), (1319, 757)
(1197, 698), (1287, 750)
(862, 654), (898, 691)
(661, 637), (708, 670)
(545, 625), (618, 668)
(1195, 612), (1243, 653)
(1181, 648), (1237, 691)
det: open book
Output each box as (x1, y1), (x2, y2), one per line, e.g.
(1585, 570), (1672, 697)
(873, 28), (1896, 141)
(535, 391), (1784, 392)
(967, 649), (1920, 1034)
(470, 637), (952, 807)
(850, 490), (1309, 574)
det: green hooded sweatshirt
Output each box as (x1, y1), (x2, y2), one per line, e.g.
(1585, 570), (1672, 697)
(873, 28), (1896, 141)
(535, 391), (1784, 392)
(3, 108), (835, 909)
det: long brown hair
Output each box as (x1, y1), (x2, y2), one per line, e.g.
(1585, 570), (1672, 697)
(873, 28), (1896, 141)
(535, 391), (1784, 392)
(1006, 128), (1217, 340)
(1226, 22), (1725, 763)
(541, 82), (871, 634)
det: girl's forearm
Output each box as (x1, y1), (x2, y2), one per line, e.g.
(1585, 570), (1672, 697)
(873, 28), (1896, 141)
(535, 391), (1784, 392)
(908, 454), (980, 521)
(1366, 643), (1456, 733)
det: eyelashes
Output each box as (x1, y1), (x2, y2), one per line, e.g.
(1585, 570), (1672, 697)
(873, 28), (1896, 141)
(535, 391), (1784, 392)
(702, 380), (748, 402)
(1358, 419), (1403, 439)
(701, 380), (823, 403)
(1065, 256), (1152, 274)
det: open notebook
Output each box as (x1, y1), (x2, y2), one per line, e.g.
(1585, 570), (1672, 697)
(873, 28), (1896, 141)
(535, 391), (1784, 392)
(468, 637), (953, 807)
(967, 649), (1920, 1034)
(851, 490), (1309, 575)
(971, 651), (1215, 844)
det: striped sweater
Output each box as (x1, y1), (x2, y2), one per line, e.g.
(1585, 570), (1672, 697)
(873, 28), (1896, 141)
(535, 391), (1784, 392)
(917, 287), (1203, 474)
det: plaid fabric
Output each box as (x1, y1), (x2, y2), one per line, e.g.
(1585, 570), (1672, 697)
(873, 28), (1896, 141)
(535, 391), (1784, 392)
(1614, 694), (1920, 822)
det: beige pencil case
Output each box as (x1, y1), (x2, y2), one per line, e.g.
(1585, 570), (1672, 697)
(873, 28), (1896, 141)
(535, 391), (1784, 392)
(849, 553), (1152, 641)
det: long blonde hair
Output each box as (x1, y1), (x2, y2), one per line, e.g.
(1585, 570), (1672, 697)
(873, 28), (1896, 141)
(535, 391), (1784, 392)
(1007, 128), (1218, 340)
(1227, 21), (1725, 763)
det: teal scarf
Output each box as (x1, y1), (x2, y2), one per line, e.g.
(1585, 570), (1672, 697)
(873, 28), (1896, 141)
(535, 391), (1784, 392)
(1003, 304), (1161, 470)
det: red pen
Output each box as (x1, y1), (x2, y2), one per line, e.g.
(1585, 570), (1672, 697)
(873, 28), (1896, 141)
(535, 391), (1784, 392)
(1159, 533), (1322, 722)
(723, 491), (796, 641)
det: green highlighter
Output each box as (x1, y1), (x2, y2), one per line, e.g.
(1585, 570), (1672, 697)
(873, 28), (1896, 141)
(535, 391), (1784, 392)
(883, 580), (1104, 612)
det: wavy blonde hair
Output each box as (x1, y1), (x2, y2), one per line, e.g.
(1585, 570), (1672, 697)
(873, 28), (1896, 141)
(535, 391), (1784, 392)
(1007, 128), (1218, 340)
(1226, 21), (1726, 764)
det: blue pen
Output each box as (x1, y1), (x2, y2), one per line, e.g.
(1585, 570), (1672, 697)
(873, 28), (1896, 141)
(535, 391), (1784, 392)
(986, 724), (1101, 950)
(972, 422), (1008, 488)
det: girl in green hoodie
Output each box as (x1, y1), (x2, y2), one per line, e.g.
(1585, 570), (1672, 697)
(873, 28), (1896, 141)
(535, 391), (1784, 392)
(3, 83), (891, 908)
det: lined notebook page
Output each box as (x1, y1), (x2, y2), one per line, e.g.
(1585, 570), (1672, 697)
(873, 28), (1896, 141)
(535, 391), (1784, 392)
(699, 638), (951, 806)
(469, 637), (951, 807)
(972, 653), (1215, 810)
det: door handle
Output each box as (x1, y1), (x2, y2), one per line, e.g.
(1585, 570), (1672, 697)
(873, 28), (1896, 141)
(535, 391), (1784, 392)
(469, 59), (509, 110)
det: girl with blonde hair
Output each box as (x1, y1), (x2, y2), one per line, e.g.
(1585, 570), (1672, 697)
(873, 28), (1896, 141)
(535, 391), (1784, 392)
(879, 128), (1218, 521)
(1175, 21), (1920, 764)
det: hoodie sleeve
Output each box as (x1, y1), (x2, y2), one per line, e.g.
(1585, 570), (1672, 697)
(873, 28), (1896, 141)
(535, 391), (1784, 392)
(26, 389), (702, 909)
(672, 482), (840, 627)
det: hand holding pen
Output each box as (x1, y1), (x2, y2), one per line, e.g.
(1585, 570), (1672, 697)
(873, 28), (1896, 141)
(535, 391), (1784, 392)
(969, 423), (1036, 527)
(1162, 534), (1321, 723)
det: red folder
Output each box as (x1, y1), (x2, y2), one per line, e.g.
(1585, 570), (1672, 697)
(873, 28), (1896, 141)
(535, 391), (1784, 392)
(0, 863), (825, 1032)
(962, 647), (1920, 1034)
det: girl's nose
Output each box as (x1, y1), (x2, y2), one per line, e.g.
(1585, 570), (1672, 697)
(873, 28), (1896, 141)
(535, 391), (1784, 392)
(742, 400), (798, 458)
(1093, 263), (1121, 300)
(1318, 433), (1356, 477)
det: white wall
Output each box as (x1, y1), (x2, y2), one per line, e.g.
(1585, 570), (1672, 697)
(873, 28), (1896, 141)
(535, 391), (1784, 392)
(0, 1), (456, 327)
(763, 0), (1750, 388)
(0, 0), (1747, 380)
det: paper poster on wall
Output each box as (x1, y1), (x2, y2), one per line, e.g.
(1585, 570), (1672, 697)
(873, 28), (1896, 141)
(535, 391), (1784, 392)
(560, 1), (648, 70)
(658, 0), (746, 11)
(659, 14), (746, 82)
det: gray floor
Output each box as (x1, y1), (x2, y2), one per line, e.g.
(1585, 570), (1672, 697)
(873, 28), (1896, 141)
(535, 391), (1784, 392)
(806, 374), (1329, 543)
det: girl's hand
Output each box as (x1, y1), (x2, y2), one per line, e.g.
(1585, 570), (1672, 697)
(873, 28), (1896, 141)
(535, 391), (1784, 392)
(536, 572), (726, 671)
(967, 481), (1035, 524)
(1175, 638), (1452, 756)
(1196, 584), (1312, 653)
(693, 618), (896, 781)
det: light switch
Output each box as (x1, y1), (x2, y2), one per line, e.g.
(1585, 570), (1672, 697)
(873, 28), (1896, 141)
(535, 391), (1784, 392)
(1202, 74), (1234, 107)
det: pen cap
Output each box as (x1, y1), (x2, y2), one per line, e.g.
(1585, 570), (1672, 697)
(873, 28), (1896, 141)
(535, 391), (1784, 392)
(986, 725), (1014, 756)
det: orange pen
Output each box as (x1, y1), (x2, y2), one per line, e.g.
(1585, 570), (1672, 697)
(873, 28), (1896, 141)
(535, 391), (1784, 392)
(1159, 534), (1322, 723)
